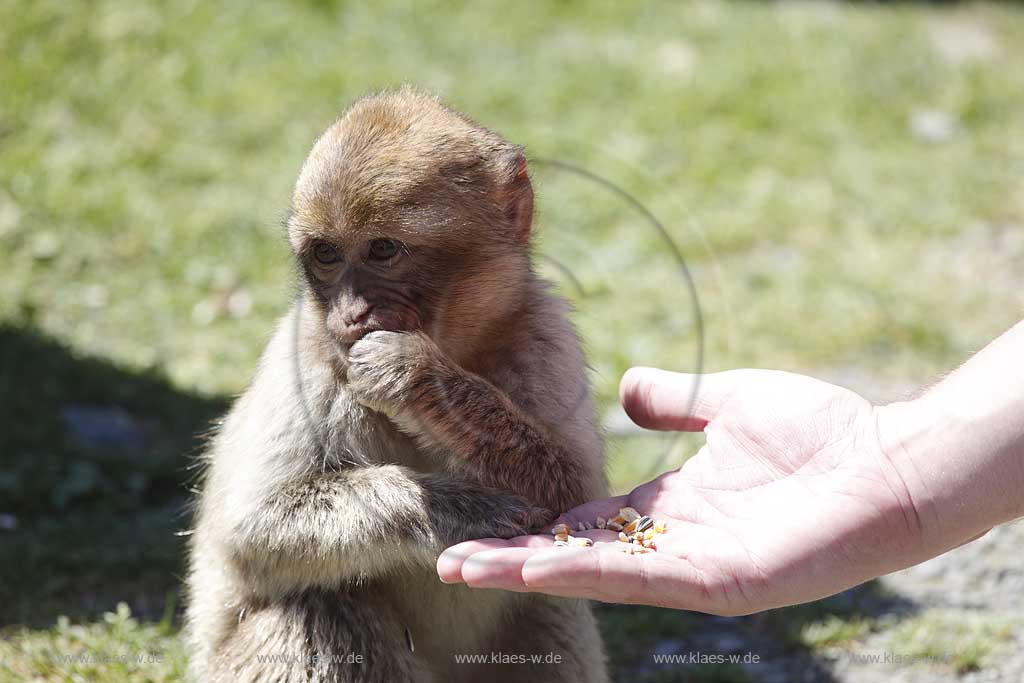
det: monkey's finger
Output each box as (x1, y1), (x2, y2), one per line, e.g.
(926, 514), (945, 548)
(573, 530), (620, 544)
(549, 495), (629, 531)
(619, 367), (741, 431)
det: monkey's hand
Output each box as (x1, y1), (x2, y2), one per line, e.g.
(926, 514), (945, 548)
(347, 330), (451, 420)
(428, 478), (555, 541)
(477, 503), (554, 540)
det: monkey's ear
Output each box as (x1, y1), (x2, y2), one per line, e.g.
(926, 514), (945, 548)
(503, 152), (534, 244)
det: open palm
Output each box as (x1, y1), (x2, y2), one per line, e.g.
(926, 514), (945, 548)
(437, 367), (924, 615)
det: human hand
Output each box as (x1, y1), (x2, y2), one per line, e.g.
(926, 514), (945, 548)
(437, 367), (933, 615)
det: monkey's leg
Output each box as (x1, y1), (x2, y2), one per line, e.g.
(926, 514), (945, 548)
(474, 596), (608, 683)
(212, 588), (428, 683)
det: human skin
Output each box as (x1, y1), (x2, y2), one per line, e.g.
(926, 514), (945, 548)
(437, 320), (1024, 615)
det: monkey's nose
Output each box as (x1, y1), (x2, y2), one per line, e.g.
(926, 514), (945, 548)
(340, 304), (373, 327)
(327, 304), (377, 343)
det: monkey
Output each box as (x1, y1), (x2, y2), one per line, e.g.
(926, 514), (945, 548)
(185, 89), (609, 683)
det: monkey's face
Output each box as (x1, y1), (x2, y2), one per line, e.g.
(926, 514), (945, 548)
(299, 234), (420, 344)
(292, 225), (452, 346)
(290, 198), (527, 362)
(288, 94), (534, 361)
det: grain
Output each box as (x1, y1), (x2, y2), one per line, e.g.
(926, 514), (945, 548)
(549, 507), (668, 554)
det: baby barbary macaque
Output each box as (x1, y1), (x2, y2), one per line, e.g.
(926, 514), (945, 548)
(185, 89), (608, 682)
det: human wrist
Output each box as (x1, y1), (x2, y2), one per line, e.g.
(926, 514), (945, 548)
(876, 391), (1024, 561)
(872, 398), (945, 560)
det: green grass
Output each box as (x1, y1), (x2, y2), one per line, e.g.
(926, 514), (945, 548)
(3, 0), (1024, 680)
(886, 610), (1014, 675)
(800, 615), (873, 650)
(0, 604), (185, 683)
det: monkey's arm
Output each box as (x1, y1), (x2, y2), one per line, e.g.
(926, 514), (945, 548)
(220, 465), (547, 594)
(348, 332), (601, 514)
(197, 311), (545, 595)
(418, 375), (595, 515)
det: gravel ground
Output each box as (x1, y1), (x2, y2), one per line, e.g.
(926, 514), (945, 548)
(824, 519), (1024, 683)
(733, 520), (1022, 683)
(639, 519), (1024, 682)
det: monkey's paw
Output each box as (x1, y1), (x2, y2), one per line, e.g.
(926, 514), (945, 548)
(487, 500), (555, 539)
(347, 330), (449, 417)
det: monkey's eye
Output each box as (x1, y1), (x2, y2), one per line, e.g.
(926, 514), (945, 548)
(368, 238), (400, 261)
(312, 242), (341, 265)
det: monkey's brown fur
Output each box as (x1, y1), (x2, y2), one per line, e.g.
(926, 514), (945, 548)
(185, 89), (608, 682)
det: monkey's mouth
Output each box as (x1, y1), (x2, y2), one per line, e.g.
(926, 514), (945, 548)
(329, 301), (423, 350)
(336, 322), (385, 345)
(333, 313), (423, 347)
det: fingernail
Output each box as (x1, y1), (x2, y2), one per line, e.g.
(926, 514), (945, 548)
(436, 549), (465, 584)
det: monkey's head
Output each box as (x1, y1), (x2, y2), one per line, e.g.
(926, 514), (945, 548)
(288, 90), (535, 364)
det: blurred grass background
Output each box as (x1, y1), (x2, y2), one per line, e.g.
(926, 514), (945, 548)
(1, 0), (1022, 681)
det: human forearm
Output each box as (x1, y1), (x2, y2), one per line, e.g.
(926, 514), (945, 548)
(878, 320), (1024, 559)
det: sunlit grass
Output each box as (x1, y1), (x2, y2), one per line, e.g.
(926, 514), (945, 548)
(2, 0), (1023, 679)
(886, 610), (1014, 675)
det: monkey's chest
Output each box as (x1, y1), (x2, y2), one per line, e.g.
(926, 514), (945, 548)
(340, 405), (442, 473)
